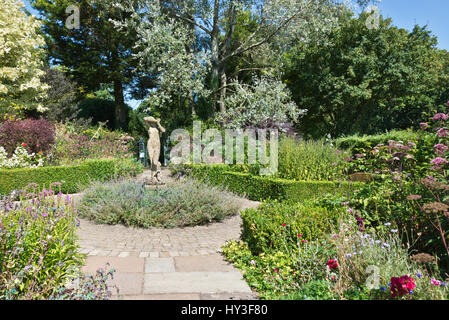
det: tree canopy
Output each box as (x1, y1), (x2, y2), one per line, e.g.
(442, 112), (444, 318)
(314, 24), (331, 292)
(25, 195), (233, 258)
(0, 0), (49, 117)
(284, 12), (449, 138)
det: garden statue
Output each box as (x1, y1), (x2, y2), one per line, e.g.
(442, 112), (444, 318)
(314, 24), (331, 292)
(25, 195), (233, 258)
(144, 116), (166, 184)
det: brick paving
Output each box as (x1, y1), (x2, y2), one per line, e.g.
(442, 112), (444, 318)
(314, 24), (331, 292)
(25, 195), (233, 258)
(76, 168), (260, 300)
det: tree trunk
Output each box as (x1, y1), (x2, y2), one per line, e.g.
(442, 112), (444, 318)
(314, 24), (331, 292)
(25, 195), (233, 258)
(219, 71), (227, 113)
(113, 79), (127, 130)
(209, 0), (220, 116)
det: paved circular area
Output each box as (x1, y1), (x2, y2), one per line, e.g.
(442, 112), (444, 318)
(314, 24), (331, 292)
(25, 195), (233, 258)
(77, 202), (257, 258)
(75, 169), (260, 299)
(76, 168), (259, 257)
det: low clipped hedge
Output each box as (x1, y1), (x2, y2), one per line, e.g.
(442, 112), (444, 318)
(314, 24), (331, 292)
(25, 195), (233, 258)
(240, 200), (342, 255)
(174, 164), (363, 202)
(0, 158), (142, 195)
(334, 130), (419, 152)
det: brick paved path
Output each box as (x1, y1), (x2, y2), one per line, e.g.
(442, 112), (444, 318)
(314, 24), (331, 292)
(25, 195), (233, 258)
(76, 169), (260, 300)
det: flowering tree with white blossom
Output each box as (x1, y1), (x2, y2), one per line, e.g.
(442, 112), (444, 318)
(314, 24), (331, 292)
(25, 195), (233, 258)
(0, 0), (49, 116)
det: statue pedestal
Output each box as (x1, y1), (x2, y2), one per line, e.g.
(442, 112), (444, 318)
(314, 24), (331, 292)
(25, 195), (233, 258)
(143, 178), (165, 186)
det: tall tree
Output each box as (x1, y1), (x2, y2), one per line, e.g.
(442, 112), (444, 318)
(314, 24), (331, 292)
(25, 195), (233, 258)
(284, 12), (449, 138)
(30, 0), (145, 130)
(161, 0), (349, 115)
(0, 0), (49, 117)
(99, 0), (358, 118)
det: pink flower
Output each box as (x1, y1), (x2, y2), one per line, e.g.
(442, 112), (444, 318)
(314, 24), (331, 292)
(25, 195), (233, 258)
(434, 144), (449, 155)
(297, 234), (303, 237)
(431, 279), (441, 286)
(432, 113), (449, 121)
(437, 127), (449, 137)
(430, 157), (449, 166)
(420, 123), (429, 130)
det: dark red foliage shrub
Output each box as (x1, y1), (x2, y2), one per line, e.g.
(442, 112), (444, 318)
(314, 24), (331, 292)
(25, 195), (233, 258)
(0, 119), (55, 156)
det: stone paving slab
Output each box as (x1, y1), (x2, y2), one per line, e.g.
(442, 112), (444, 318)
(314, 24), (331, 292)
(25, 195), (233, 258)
(81, 256), (145, 274)
(121, 293), (201, 300)
(200, 293), (258, 300)
(174, 255), (237, 273)
(82, 255), (255, 299)
(143, 272), (252, 294)
(108, 272), (143, 295)
(145, 257), (175, 273)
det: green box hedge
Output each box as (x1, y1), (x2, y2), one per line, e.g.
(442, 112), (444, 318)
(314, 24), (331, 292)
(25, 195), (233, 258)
(240, 201), (343, 255)
(0, 159), (120, 195)
(334, 130), (419, 151)
(178, 164), (363, 202)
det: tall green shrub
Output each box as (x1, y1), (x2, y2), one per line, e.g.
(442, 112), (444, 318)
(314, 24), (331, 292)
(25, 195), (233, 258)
(277, 137), (345, 181)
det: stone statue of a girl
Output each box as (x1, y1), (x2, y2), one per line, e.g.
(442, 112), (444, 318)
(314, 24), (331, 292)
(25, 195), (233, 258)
(144, 116), (166, 184)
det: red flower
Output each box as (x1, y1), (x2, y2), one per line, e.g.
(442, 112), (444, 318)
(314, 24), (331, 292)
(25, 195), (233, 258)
(22, 143), (27, 147)
(282, 223), (286, 227)
(390, 276), (415, 298)
(327, 259), (338, 269)
(297, 234), (303, 237)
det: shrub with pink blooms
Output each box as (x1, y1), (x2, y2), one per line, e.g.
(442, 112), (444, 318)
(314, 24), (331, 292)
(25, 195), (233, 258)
(339, 106), (449, 274)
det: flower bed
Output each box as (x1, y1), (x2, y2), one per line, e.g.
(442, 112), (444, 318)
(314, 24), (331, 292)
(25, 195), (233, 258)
(222, 204), (449, 300)
(77, 178), (241, 228)
(0, 188), (117, 299)
(0, 189), (82, 299)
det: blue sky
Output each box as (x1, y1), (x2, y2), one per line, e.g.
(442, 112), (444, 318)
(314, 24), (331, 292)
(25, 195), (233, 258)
(23, 0), (449, 51)
(376, 0), (449, 51)
(22, 0), (449, 108)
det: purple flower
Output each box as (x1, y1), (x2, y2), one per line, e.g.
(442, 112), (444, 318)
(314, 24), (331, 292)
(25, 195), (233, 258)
(437, 127), (449, 138)
(432, 113), (449, 121)
(434, 144), (449, 155)
(430, 157), (449, 166)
